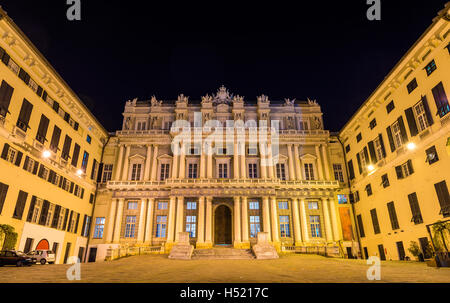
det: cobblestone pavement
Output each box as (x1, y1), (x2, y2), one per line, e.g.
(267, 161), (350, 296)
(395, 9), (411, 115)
(1, 254), (449, 283)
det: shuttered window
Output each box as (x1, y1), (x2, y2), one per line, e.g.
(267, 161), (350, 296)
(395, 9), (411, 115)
(38, 200), (50, 226)
(0, 80), (14, 117)
(50, 126), (61, 153)
(408, 193), (423, 224)
(387, 202), (400, 230)
(407, 78), (418, 94)
(72, 143), (80, 167)
(81, 151), (89, 171)
(347, 160), (355, 180)
(432, 82), (449, 118)
(61, 135), (72, 161)
(357, 214), (365, 238)
(16, 99), (33, 132)
(0, 182), (9, 214)
(434, 181), (450, 217)
(370, 209), (381, 234)
(13, 190), (28, 220)
(35, 114), (49, 144)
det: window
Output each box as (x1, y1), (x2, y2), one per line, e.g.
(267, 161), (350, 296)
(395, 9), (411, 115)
(218, 163), (228, 178)
(187, 202), (197, 210)
(247, 147), (258, 155)
(357, 214), (365, 238)
(407, 78), (418, 94)
(49, 126), (61, 153)
(71, 143), (80, 167)
(408, 193), (423, 224)
(425, 59), (437, 76)
(1, 144), (22, 166)
(82, 216), (91, 237)
(81, 151), (89, 172)
(333, 164), (344, 182)
(356, 133), (362, 143)
(61, 135), (72, 161)
(86, 135), (92, 144)
(278, 201), (289, 210)
(432, 82), (449, 118)
(299, 121), (309, 130)
(160, 163), (170, 180)
(131, 163), (142, 181)
(365, 184), (372, 196)
(45, 204), (55, 226)
(310, 215), (321, 238)
(157, 202), (168, 210)
(186, 216), (196, 238)
(248, 163), (258, 178)
(304, 163), (314, 180)
(413, 101), (430, 133)
(128, 201), (138, 210)
(345, 145), (350, 153)
(387, 202), (400, 230)
(13, 190), (28, 220)
(124, 216), (136, 238)
(369, 119), (377, 130)
(102, 164), (113, 182)
(249, 201), (259, 210)
(0, 80), (14, 117)
(249, 216), (261, 238)
(386, 100), (395, 114)
(57, 208), (66, 230)
(395, 160), (414, 179)
(279, 216), (291, 237)
(93, 217), (105, 239)
(0, 182), (9, 214)
(188, 163), (198, 179)
(381, 174), (390, 188)
(348, 160), (355, 180)
(308, 201), (319, 209)
(35, 115), (49, 144)
(426, 146), (439, 165)
(156, 216), (167, 238)
(16, 99), (33, 132)
(136, 121), (147, 131)
(373, 135), (386, 162)
(276, 163), (286, 180)
(370, 209), (381, 234)
(391, 120), (404, 149)
(434, 181), (450, 217)
(354, 191), (360, 202)
(357, 149), (369, 174)
(337, 195), (348, 204)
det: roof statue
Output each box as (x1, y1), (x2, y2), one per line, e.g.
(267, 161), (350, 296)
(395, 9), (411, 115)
(284, 98), (296, 106)
(150, 95), (162, 107)
(213, 85), (233, 104)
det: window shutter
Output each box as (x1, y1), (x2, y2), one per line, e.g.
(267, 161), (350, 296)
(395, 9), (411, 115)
(386, 126), (396, 152)
(36, 86), (43, 97)
(18, 68), (30, 84)
(405, 108), (418, 137)
(81, 188), (85, 199)
(63, 209), (69, 230)
(26, 196), (36, 222)
(368, 141), (377, 163)
(23, 156), (29, 170)
(74, 213), (80, 234)
(407, 160), (414, 174)
(370, 209), (380, 234)
(61, 135), (72, 159)
(421, 96), (434, 126)
(67, 211), (73, 231)
(0, 80), (14, 113)
(36, 115), (50, 142)
(356, 153), (362, 174)
(13, 190), (28, 220)
(72, 143), (80, 167)
(50, 126), (61, 151)
(0, 183), (9, 214)
(348, 160), (355, 180)
(434, 181), (450, 215)
(1, 143), (9, 160)
(52, 100), (59, 113)
(432, 82), (448, 110)
(387, 202), (399, 230)
(17, 99), (33, 129)
(14, 151), (23, 167)
(408, 193), (422, 223)
(1, 52), (10, 65)
(52, 205), (61, 228)
(90, 159), (98, 180)
(32, 160), (39, 175)
(349, 193), (355, 204)
(38, 164), (45, 178)
(39, 200), (50, 225)
(81, 215), (87, 236)
(395, 166), (403, 179)
(357, 215), (365, 238)
(397, 116), (408, 143)
(97, 163), (104, 183)
(378, 134), (386, 158)
(70, 182), (75, 193)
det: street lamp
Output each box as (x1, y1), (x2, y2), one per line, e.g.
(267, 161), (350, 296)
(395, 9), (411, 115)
(42, 150), (51, 159)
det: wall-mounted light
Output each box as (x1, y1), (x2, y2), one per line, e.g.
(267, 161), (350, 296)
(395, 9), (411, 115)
(367, 165), (375, 172)
(407, 142), (416, 151)
(76, 169), (83, 176)
(42, 150), (51, 159)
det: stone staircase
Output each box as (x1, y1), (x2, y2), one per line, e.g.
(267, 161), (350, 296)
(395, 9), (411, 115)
(192, 248), (256, 260)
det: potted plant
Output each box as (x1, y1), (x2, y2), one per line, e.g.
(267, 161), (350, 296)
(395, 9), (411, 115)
(408, 241), (423, 262)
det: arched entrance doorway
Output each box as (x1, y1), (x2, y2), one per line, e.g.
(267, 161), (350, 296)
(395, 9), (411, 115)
(36, 239), (49, 250)
(214, 205), (232, 245)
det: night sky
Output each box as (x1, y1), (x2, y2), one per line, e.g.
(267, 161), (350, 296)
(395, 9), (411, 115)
(0, 0), (447, 132)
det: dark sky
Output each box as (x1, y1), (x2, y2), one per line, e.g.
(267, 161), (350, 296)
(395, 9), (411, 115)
(1, 0), (447, 132)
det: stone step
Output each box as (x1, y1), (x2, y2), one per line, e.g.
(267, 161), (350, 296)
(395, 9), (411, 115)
(192, 248), (255, 260)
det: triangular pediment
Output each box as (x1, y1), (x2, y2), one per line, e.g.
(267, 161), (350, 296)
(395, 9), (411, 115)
(129, 154), (145, 160)
(158, 153), (173, 160)
(300, 153), (317, 160)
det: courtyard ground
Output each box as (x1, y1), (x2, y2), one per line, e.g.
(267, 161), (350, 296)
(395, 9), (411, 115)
(0, 254), (449, 283)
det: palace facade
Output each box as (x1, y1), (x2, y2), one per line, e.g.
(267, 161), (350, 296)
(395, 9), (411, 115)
(87, 86), (357, 261)
(340, 4), (450, 261)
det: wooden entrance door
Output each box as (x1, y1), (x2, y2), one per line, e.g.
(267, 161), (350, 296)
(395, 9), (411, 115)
(214, 205), (232, 245)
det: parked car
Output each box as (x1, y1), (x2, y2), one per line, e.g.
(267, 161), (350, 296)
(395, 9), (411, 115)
(26, 250), (56, 265)
(0, 250), (35, 267)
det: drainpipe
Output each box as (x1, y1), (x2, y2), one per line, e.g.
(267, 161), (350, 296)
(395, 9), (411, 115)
(337, 135), (363, 259)
(83, 134), (111, 263)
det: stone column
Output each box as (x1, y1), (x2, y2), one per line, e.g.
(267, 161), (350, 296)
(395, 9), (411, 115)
(294, 144), (302, 180)
(121, 145), (131, 181)
(322, 144), (331, 181)
(144, 145), (152, 181)
(292, 198), (302, 245)
(287, 144), (296, 181)
(260, 143), (267, 179)
(137, 198), (147, 242)
(172, 147), (179, 180)
(205, 197), (213, 244)
(207, 143), (213, 179)
(300, 199), (309, 242)
(233, 141), (240, 179)
(241, 196), (249, 243)
(175, 196), (184, 242)
(322, 197), (333, 242)
(329, 198), (340, 241)
(150, 145), (158, 181)
(267, 143), (274, 179)
(240, 143), (246, 179)
(197, 197), (205, 245)
(114, 145), (124, 181)
(234, 196), (242, 246)
(270, 197), (279, 243)
(167, 196), (176, 243)
(315, 145), (324, 180)
(144, 198), (154, 243)
(106, 199), (117, 242)
(200, 145), (206, 178)
(262, 196), (271, 241)
(178, 144), (186, 179)
(113, 198), (124, 243)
